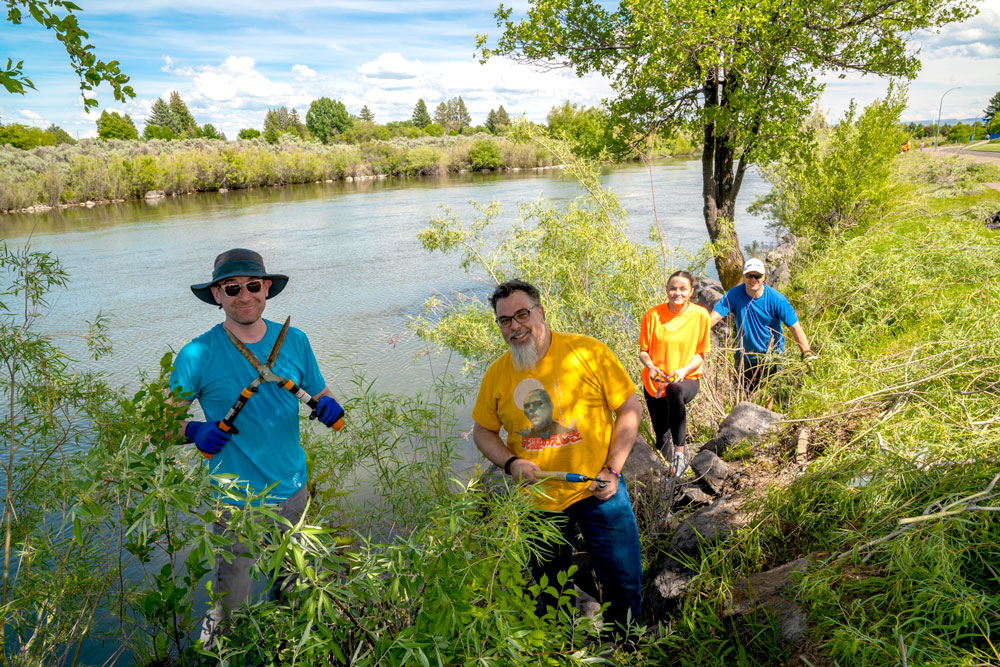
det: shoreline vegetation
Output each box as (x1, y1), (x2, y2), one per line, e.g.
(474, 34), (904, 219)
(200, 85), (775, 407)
(0, 133), (697, 214)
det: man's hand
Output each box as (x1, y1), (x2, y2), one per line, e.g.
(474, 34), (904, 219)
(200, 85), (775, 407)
(509, 458), (542, 483)
(801, 349), (818, 374)
(314, 395), (345, 427)
(590, 471), (618, 500)
(185, 421), (231, 456)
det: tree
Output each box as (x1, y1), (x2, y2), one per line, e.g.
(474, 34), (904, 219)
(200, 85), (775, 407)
(481, 0), (977, 287)
(547, 101), (610, 158)
(988, 115), (1000, 138)
(238, 128), (261, 140)
(96, 110), (137, 140)
(984, 91), (1000, 125)
(0, 123), (54, 148)
(2, 0), (133, 110)
(168, 91), (198, 138)
(200, 123), (224, 140)
(485, 109), (498, 133)
(143, 97), (177, 139)
(263, 106), (307, 144)
(434, 101), (449, 128)
(453, 97), (471, 131)
(44, 124), (74, 144)
(359, 105), (374, 122)
(495, 105), (511, 130)
(305, 97), (350, 143)
(411, 99), (432, 128)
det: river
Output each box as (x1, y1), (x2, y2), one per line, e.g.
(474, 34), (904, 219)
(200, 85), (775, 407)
(1, 159), (774, 399)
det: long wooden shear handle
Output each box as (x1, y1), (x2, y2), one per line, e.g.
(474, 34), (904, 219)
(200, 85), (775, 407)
(279, 379), (344, 430)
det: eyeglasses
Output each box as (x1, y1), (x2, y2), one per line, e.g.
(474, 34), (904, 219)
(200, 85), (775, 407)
(221, 280), (264, 297)
(496, 304), (539, 328)
(744, 273), (764, 280)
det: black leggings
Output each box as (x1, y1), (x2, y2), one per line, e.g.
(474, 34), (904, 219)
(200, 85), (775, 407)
(644, 379), (700, 452)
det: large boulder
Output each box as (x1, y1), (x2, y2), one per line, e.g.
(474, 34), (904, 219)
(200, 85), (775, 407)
(645, 567), (695, 620)
(623, 434), (667, 481)
(725, 556), (812, 646)
(702, 401), (782, 457)
(693, 277), (724, 311)
(667, 495), (747, 562)
(689, 449), (729, 496)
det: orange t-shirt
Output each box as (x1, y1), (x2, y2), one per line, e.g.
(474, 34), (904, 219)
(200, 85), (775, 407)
(638, 302), (711, 395)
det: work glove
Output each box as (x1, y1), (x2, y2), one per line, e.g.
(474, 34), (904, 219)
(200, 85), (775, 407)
(801, 349), (818, 375)
(185, 420), (231, 456)
(313, 395), (345, 428)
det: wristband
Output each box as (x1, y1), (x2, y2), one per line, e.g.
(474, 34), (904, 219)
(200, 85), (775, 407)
(603, 464), (622, 481)
(503, 456), (518, 475)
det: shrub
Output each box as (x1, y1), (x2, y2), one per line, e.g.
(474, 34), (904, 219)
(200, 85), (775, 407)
(467, 138), (503, 171)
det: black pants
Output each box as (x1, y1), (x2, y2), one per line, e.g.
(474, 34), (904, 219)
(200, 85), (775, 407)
(644, 379), (700, 452)
(738, 355), (776, 395)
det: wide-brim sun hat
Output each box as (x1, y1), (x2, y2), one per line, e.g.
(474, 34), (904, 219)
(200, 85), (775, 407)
(190, 248), (289, 305)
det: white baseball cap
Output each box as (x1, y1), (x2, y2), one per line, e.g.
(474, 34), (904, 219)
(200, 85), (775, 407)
(742, 258), (766, 275)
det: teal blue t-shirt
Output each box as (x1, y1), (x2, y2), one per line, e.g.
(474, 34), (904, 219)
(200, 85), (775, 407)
(170, 320), (326, 504)
(712, 284), (798, 358)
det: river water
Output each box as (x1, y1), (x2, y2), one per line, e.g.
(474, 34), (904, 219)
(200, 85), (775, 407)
(2, 160), (774, 398)
(1, 158), (775, 663)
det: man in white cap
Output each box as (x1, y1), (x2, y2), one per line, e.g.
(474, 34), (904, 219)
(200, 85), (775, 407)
(709, 257), (815, 392)
(171, 248), (344, 643)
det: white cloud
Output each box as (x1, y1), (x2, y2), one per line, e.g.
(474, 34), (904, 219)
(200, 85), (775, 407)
(292, 64), (317, 80)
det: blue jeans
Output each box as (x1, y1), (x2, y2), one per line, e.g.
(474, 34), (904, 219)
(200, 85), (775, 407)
(529, 481), (643, 633)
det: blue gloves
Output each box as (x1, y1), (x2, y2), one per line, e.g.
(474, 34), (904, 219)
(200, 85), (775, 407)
(185, 420), (231, 455)
(314, 396), (345, 428)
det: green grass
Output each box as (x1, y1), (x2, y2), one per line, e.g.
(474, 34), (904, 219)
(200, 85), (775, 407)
(668, 153), (1000, 666)
(973, 141), (1000, 152)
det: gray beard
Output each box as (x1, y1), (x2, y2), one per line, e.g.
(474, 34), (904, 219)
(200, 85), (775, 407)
(509, 340), (540, 371)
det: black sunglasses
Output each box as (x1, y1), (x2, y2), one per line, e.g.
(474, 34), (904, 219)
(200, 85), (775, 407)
(221, 280), (264, 297)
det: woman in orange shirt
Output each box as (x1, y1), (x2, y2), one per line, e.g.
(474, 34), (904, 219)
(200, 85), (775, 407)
(638, 271), (711, 466)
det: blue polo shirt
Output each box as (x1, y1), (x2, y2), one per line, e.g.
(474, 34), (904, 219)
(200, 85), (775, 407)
(170, 320), (326, 504)
(713, 284), (798, 357)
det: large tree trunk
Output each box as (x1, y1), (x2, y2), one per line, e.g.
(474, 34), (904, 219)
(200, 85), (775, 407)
(701, 69), (745, 290)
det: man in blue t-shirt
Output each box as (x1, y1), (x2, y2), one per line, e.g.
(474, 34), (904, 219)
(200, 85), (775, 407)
(170, 248), (344, 644)
(709, 258), (815, 393)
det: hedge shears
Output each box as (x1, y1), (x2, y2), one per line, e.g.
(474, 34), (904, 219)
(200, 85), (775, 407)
(534, 471), (610, 489)
(201, 316), (343, 459)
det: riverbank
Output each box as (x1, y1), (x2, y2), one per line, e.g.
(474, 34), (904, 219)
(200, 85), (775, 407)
(658, 150), (1000, 664)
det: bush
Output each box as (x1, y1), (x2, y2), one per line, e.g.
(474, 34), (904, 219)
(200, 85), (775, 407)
(467, 138), (503, 171)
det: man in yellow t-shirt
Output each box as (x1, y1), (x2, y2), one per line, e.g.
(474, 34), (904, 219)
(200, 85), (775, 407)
(472, 279), (643, 636)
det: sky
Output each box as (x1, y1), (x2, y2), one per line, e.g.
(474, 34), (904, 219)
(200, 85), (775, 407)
(1, 0), (998, 140)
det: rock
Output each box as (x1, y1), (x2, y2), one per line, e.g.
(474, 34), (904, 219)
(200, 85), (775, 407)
(702, 401), (782, 457)
(692, 277), (724, 311)
(218, 187), (229, 193)
(673, 484), (713, 509)
(725, 556), (812, 646)
(689, 449), (729, 496)
(144, 190), (165, 200)
(576, 586), (602, 619)
(668, 495), (746, 561)
(345, 176), (354, 182)
(84, 200), (95, 207)
(645, 567), (694, 620)
(765, 233), (797, 269)
(623, 435), (667, 481)
(769, 261), (793, 290)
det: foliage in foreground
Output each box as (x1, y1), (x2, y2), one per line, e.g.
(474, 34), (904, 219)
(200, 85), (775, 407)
(0, 244), (672, 665)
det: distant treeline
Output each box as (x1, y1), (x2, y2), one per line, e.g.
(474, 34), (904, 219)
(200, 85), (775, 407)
(0, 135), (560, 211)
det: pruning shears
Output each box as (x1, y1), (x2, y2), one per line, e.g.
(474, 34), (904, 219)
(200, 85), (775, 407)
(202, 316), (342, 459)
(534, 471), (610, 489)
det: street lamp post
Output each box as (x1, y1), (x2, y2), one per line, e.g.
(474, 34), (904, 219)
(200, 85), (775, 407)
(935, 86), (962, 150)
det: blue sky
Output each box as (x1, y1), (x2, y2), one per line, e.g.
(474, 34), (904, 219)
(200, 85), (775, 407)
(2, 0), (998, 139)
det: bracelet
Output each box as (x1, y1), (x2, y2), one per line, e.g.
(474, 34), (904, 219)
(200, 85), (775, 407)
(603, 464), (622, 481)
(503, 456), (518, 475)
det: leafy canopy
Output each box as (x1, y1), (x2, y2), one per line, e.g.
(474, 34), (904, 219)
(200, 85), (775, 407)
(3, 0), (134, 109)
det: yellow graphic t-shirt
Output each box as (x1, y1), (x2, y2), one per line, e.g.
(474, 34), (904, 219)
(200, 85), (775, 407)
(638, 302), (711, 396)
(472, 331), (638, 511)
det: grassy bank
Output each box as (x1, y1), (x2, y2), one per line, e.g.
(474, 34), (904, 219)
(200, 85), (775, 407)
(0, 134), (556, 212)
(672, 151), (1000, 665)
